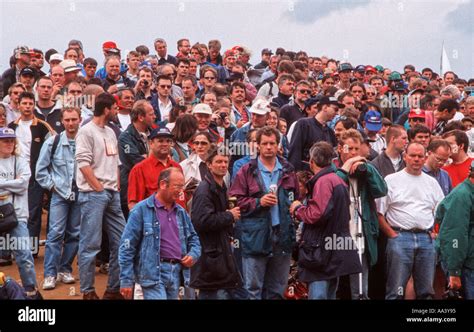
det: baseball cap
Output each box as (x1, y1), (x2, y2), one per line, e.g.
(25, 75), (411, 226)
(375, 65), (384, 72)
(106, 48), (120, 55)
(249, 99), (271, 115)
(261, 48), (273, 55)
(365, 65), (377, 73)
(49, 53), (64, 63)
(60, 59), (81, 73)
(408, 88), (425, 97)
(148, 126), (173, 140)
(102, 41), (119, 50)
(304, 96), (322, 109)
(20, 67), (36, 77)
(0, 127), (16, 139)
(355, 65), (366, 72)
(14, 45), (30, 57)
(192, 103), (213, 115)
(408, 109), (426, 119)
(388, 71), (402, 81)
(364, 110), (383, 132)
(319, 96), (344, 108)
(338, 62), (353, 72)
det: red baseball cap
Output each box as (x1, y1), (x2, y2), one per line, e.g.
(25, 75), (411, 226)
(102, 41), (119, 50)
(408, 109), (426, 119)
(365, 65), (377, 73)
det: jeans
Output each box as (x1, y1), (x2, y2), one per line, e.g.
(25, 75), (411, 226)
(141, 262), (182, 300)
(78, 190), (125, 294)
(349, 251), (369, 299)
(461, 268), (474, 300)
(242, 252), (291, 299)
(5, 219), (37, 291)
(308, 278), (339, 299)
(27, 180), (45, 254)
(44, 192), (80, 277)
(385, 231), (436, 300)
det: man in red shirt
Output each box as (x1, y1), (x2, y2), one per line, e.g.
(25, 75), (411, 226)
(442, 129), (473, 187)
(127, 127), (184, 210)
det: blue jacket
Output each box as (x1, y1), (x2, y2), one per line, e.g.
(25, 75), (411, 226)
(36, 132), (77, 200)
(119, 194), (201, 288)
(229, 157), (298, 257)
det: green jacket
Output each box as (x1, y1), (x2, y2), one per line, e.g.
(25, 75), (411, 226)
(436, 179), (474, 277)
(335, 163), (388, 267)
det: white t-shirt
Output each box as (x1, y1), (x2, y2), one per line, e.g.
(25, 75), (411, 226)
(117, 113), (131, 131)
(376, 169), (445, 230)
(16, 119), (33, 162)
(389, 155), (402, 172)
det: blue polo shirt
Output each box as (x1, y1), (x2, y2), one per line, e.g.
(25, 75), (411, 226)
(257, 157), (282, 226)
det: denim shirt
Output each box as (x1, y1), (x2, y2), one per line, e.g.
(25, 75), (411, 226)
(35, 132), (77, 200)
(422, 165), (452, 196)
(119, 194), (201, 288)
(257, 157), (282, 226)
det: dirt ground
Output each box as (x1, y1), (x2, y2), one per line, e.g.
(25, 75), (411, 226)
(1, 216), (108, 300)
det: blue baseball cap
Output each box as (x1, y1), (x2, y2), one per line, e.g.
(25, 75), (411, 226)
(148, 126), (173, 140)
(364, 110), (382, 132)
(0, 127), (16, 139)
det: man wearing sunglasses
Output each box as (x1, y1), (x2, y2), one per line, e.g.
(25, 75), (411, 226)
(279, 80), (311, 128)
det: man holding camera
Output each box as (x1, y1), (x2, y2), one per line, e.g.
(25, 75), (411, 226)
(334, 129), (387, 299)
(230, 126), (298, 299)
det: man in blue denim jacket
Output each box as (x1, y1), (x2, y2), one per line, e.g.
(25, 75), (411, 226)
(119, 167), (201, 300)
(36, 106), (81, 290)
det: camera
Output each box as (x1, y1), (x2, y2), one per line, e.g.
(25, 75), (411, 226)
(219, 112), (228, 120)
(350, 163), (368, 179)
(142, 80), (149, 87)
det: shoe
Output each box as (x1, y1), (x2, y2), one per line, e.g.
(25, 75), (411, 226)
(26, 290), (44, 300)
(0, 258), (12, 266)
(57, 272), (75, 284)
(83, 291), (100, 300)
(102, 290), (124, 300)
(98, 263), (109, 274)
(42, 276), (56, 290)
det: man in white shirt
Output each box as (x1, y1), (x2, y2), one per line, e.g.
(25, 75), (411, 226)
(376, 142), (445, 299)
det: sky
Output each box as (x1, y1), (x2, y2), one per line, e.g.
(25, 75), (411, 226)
(0, 0), (473, 78)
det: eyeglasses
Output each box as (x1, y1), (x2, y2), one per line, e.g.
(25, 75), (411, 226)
(366, 92), (376, 96)
(433, 154), (448, 164)
(298, 89), (311, 94)
(68, 90), (82, 94)
(203, 76), (216, 80)
(193, 141), (209, 146)
(159, 85), (171, 89)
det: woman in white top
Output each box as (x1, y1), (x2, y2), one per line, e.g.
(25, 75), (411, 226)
(0, 127), (41, 298)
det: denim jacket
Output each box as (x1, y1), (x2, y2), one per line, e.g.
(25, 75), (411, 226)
(119, 194), (201, 288)
(35, 132), (77, 200)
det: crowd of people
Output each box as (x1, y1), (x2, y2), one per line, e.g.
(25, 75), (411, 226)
(0, 37), (473, 300)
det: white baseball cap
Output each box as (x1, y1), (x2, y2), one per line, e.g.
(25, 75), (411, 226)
(192, 103), (213, 115)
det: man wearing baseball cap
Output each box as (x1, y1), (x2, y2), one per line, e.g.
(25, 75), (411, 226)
(18, 67), (37, 93)
(289, 96), (342, 171)
(337, 62), (353, 90)
(254, 48), (273, 70)
(364, 110), (385, 154)
(192, 103), (221, 143)
(230, 99), (270, 144)
(1, 46), (32, 96)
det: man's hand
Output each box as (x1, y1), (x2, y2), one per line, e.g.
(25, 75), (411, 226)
(107, 84), (119, 94)
(120, 287), (133, 299)
(341, 156), (366, 174)
(449, 276), (462, 290)
(95, 183), (104, 192)
(181, 255), (194, 268)
(260, 193), (278, 207)
(387, 228), (399, 239)
(236, 119), (246, 128)
(289, 200), (302, 215)
(227, 207), (241, 221)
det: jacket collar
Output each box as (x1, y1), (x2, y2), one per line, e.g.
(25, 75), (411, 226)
(14, 116), (39, 126)
(307, 166), (334, 195)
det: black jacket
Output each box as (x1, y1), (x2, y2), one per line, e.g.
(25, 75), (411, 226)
(34, 104), (64, 133)
(158, 55), (177, 66)
(288, 117), (337, 171)
(118, 124), (148, 204)
(270, 92), (291, 109)
(370, 150), (405, 178)
(279, 102), (306, 128)
(9, 117), (54, 182)
(190, 173), (243, 290)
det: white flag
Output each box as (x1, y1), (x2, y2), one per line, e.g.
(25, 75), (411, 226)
(441, 43), (452, 75)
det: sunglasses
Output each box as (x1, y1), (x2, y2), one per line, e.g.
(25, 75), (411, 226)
(203, 76), (216, 80)
(366, 92), (376, 96)
(298, 89), (311, 94)
(159, 85), (171, 89)
(410, 117), (425, 122)
(193, 141), (209, 146)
